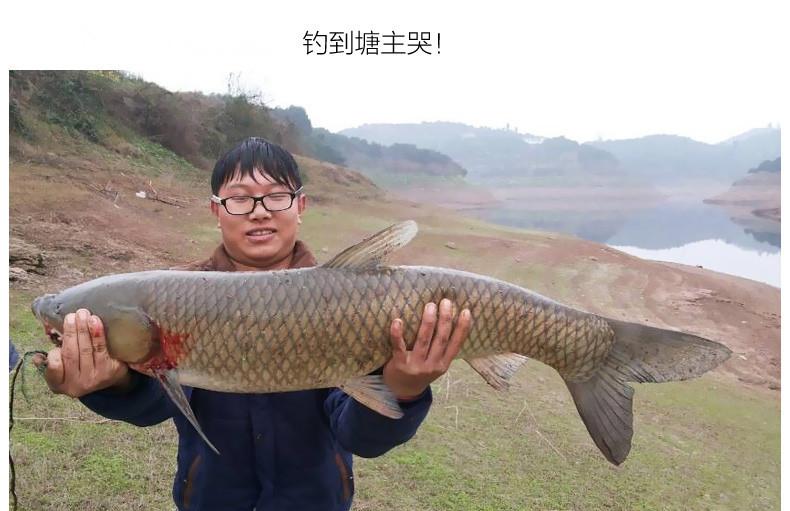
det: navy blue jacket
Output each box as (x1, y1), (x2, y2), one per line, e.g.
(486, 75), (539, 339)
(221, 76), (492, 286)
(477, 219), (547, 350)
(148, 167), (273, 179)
(79, 243), (432, 511)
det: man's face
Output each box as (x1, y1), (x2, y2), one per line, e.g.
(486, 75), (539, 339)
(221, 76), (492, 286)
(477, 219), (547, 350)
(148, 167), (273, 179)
(211, 169), (306, 270)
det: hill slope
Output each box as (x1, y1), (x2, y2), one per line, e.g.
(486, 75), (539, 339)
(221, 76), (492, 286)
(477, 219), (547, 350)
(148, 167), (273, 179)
(589, 129), (781, 185)
(703, 158), (781, 242)
(10, 71), (467, 187)
(342, 122), (638, 187)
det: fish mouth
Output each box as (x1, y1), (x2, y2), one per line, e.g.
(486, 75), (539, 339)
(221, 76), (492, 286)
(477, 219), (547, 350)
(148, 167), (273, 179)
(45, 324), (64, 346)
(32, 293), (64, 346)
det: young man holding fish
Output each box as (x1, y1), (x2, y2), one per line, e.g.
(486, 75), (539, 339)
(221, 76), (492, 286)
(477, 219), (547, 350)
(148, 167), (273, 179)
(33, 137), (472, 511)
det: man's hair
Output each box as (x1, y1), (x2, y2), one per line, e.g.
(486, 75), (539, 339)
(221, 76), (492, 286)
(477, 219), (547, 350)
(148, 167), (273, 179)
(211, 137), (303, 195)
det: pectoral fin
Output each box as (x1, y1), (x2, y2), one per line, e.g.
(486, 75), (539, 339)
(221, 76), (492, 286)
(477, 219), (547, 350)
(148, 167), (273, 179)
(153, 368), (220, 455)
(466, 353), (529, 390)
(340, 375), (404, 419)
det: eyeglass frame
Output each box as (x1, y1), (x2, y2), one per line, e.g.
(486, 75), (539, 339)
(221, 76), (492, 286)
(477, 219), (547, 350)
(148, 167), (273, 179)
(210, 186), (304, 215)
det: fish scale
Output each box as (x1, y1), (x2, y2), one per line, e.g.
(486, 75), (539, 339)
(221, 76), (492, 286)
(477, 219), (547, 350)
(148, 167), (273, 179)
(133, 266), (613, 392)
(32, 220), (731, 464)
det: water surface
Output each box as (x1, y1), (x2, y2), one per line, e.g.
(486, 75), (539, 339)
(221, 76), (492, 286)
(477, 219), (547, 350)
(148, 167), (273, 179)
(469, 199), (780, 287)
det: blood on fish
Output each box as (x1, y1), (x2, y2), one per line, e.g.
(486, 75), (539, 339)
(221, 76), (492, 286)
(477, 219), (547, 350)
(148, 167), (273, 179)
(138, 326), (191, 373)
(161, 329), (191, 366)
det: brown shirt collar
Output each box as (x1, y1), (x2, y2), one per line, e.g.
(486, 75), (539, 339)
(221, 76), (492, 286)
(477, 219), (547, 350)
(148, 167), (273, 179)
(172, 240), (317, 271)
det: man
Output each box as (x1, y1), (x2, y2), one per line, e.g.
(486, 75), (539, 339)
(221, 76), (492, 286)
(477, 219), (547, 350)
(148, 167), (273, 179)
(34, 137), (472, 511)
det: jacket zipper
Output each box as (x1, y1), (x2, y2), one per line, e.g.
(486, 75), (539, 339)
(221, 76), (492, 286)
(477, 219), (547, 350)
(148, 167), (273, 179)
(182, 455), (202, 510)
(334, 452), (352, 502)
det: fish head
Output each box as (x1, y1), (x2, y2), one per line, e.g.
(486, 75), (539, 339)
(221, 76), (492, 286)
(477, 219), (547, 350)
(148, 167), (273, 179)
(32, 292), (66, 345)
(31, 281), (109, 345)
(32, 279), (159, 364)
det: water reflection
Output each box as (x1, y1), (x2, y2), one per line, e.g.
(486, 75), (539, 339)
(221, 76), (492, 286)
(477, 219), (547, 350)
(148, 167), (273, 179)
(467, 198), (780, 285)
(612, 240), (780, 288)
(472, 200), (779, 251)
(607, 200), (780, 251)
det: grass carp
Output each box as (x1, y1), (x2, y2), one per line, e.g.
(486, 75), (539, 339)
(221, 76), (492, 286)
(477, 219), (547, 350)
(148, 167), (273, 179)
(32, 221), (731, 464)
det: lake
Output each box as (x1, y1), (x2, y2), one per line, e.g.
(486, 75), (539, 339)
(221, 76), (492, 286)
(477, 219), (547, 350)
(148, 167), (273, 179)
(467, 198), (781, 287)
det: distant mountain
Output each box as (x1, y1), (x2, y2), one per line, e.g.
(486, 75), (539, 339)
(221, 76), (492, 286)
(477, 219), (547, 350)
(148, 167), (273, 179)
(748, 157), (781, 174)
(588, 128), (781, 185)
(705, 157), (781, 226)
(341, 122), (632, 186)
(720, 127), (778, 145)
(270, 109), (468, 184)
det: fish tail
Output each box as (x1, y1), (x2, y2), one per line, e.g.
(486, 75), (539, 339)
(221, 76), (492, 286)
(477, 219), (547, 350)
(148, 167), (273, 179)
(564, 318), (731, 465)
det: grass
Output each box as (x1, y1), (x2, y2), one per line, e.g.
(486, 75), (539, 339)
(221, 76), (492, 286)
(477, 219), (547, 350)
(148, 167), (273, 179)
(352, 363), (779, 511)
(126, 136), (202, 178)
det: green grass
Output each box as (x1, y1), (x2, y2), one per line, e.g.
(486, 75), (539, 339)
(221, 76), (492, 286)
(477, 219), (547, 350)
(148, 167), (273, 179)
(352, 362), (779, 511)
(127, 136), (201, 177)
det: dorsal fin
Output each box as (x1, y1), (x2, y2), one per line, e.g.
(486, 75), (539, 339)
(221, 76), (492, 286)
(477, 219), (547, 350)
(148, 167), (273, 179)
(322, 220), (418, 270)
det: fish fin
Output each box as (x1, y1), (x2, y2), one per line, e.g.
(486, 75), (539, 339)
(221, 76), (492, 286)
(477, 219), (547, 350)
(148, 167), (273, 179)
(340, 375), (404, 419)
(153, 368), (220, 455)
(565, 318), (731, 465)
(466, 353), (529, 390)
(604, 317), (731, 383)
(565, 367), (634, 465)
(322, 221), (418, 271)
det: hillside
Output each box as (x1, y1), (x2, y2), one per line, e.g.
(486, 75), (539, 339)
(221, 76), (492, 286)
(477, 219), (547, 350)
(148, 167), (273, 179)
(271, 107), (468, 187)
(9, 71), (465, 188)
(748, 156), (781, 174)
(707, 157), (781, 206)
(341, 122), (640, 187)
(8, 72), (780, 511)
(704, 157), (781, 232)
(589, 129), (781, 185)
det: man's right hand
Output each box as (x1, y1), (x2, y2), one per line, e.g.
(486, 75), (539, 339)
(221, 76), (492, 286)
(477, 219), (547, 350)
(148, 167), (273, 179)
(32, 308), (132, 398)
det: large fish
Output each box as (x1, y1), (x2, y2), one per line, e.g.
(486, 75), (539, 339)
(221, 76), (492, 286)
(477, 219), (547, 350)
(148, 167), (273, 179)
(32, 221), (730, 464)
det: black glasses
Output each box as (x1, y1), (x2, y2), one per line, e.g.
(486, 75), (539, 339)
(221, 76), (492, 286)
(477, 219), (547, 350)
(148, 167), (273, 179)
(211, 187), (303, 215)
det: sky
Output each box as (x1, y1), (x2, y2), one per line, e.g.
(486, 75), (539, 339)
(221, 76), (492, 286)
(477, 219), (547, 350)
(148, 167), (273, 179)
(5, 0), (787, 144)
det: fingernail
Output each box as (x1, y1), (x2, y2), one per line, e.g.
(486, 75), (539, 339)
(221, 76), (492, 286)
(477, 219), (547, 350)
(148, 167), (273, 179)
(78, 309), (88, 320)
(440, 298), (451, 310)
(65, 314), (75, 326)
(462, 309), (470, 319)
(90, 316), (100, 334)
(426, 302), (436, 314)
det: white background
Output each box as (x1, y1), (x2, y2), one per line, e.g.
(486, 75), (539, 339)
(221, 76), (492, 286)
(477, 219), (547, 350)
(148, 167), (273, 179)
(2, 0), (788, 501)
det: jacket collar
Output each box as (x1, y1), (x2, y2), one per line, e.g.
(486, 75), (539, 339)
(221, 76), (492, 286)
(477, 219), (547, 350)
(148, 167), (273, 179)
(174, 240), (317, 271)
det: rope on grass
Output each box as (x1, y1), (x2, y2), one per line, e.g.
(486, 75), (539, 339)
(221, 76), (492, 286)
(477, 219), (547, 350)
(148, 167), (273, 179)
(9, 350), (49, 511)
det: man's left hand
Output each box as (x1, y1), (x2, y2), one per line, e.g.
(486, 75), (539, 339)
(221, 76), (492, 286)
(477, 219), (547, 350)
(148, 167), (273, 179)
(384, 299), (472, 401)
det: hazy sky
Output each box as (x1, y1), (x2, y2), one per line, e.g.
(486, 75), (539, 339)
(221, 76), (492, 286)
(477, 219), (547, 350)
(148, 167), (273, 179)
(8, 0), (785, 144)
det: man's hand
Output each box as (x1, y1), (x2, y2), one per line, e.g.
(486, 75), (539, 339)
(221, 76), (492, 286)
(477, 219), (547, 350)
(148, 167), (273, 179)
(384, 299), (472, 401)
(32, 308), (132, 398)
